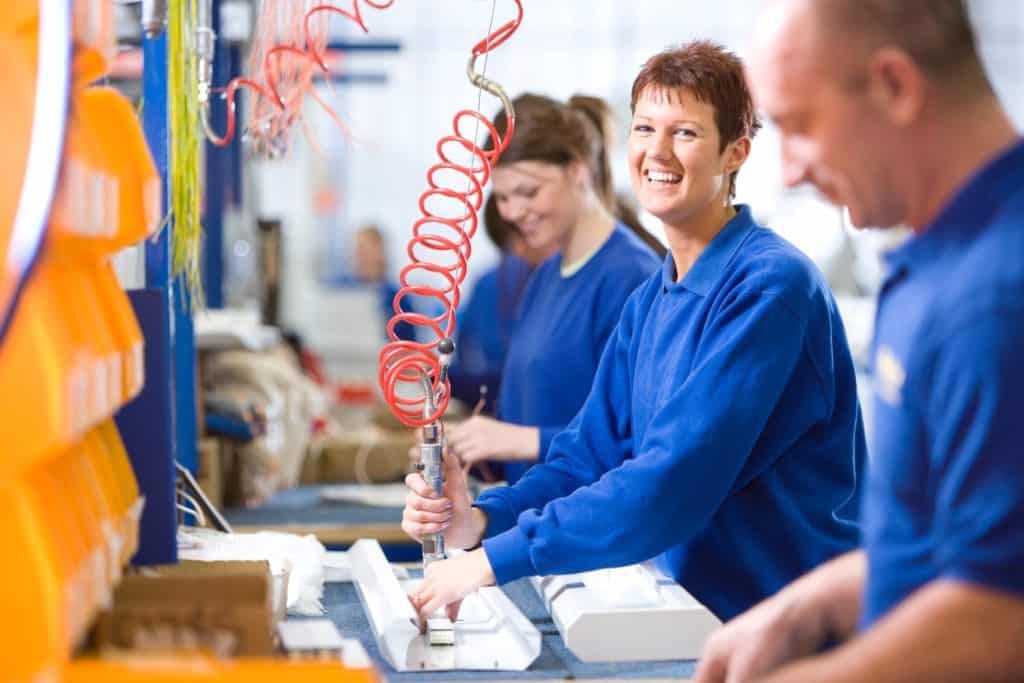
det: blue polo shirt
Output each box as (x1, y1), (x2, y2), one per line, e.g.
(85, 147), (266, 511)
(477, 205), (865, 620)
(861, 139), (1024, 628)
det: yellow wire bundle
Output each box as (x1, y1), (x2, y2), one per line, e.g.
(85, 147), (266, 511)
(168, 0), (204, 308)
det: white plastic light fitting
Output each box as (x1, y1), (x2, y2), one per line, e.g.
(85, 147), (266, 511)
(349, 539), (540, 671)
(531, 563), (721, 663)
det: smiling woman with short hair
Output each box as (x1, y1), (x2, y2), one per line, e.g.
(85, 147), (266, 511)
(403, 41), (867, 627)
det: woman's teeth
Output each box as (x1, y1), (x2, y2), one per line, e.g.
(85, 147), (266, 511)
(646, 170), (682, 184)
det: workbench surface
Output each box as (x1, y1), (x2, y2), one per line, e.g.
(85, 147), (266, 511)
(225, 485), (410, 545)
(317, 576), (697, 681)
(228, 485), (699, 679)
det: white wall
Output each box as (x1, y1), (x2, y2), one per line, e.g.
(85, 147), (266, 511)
(259, 0), (1023, 346)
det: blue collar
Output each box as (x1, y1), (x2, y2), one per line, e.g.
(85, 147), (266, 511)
(663, 204), (757, 296)
(885, 138), (1024, 274)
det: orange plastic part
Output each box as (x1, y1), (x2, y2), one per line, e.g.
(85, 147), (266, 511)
(0, 259), (89, 480)
(0, 29), (38, 340)
(0, 482), (67, 683)
(52, 450), (108, 617)
(72, 0), (114, 67)
(91, 259), (146, 402)
(0, 0), (37, 36)
(52, 86), (161, 257)
(73, 44), (109, 88)
(66, 657), (379, 682)
(54, 256), (121, 424)
(79, 431), (123, 587)
(81, 86), (162, 250)
(95, 420), (143, 566)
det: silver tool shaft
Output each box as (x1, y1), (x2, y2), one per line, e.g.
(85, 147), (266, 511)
(419, 338), (455, 569)
(420, 425), (445, 565)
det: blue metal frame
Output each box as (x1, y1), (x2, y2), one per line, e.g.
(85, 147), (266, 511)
(139, 28), (199, 476)
(118, 32), (181, 565)
(118, 23), (202, 564)
(117, 289), (178, 565)
(202, 0), (232, 310)
(143, 36), (171, 291)
(326, 39), (401, 52)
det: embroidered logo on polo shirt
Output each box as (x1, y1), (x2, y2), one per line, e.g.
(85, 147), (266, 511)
(876, 345), (906, 406)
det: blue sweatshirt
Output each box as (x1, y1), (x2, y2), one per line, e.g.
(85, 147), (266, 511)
(449, 255), (534, 412)
(496, 224), (660, 483)
(477, 206), (865, 620)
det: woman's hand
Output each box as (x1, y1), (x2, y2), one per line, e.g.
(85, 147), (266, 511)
(409, 549), (496, 625)
(402, 448), (486, 550)
(447, 416), (540, 467)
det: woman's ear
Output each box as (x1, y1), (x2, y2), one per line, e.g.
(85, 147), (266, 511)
(723, 136), (752, 174)
(568, 160), (589, 190)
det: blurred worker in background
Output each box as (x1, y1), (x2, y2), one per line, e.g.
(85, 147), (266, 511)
(350, 223), (417, 343)
(447, 193), (554, 417)
(696, 2), (1024, 681)
(404, 41), (865, 628)
(443, 93), (664, 483)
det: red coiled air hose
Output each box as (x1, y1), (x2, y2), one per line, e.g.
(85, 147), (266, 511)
(378, 0), (523, 427)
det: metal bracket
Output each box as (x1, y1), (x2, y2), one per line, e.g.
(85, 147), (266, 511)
(349, 539), (540, 671)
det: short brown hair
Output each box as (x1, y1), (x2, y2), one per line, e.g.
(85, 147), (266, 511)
(631, 41), (761, 198)
(813, 0), (989, 94)
(488, 93), (666, 256)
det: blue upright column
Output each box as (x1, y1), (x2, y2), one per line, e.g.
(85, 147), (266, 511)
(118, 32), (178, 565)
(202, 0), (228, 310)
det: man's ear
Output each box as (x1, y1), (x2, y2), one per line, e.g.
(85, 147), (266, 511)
(867, 47), (926, 126)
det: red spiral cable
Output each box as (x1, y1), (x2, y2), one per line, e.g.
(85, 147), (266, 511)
(205, 0), (395, 148)
(379, 0), (524, 427)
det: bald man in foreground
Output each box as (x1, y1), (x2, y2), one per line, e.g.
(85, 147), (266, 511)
(695, 1), (1024, 681)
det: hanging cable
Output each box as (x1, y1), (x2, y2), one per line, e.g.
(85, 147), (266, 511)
(197, 0), (395, 153)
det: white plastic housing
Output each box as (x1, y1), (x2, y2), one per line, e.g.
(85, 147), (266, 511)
(531, 564), (721, 663)
(349, 539), (540, 671)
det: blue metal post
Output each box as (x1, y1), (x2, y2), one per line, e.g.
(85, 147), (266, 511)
(144, 35), (171, 291)
(229, 44), (243, 206)
(202, 0), (228, 309)
(140, 26), (198, 477)
(118, 32), (179, 565)
(173, 279), (198, 474)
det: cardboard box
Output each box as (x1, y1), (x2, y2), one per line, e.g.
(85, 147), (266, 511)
(305, 428), (414, 484)
(93, 560), (275, 656)
(196, 437), (223, 511)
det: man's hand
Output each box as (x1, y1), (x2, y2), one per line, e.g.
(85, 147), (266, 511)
(695, 588), (826, 683)
(695, 551), (865, 683)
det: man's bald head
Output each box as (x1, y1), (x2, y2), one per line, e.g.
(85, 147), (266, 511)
(802, 0), (990, 96)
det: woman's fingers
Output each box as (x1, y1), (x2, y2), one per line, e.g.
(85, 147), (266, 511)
(405, 490), (451, 513)
(404, 507), (451, 525)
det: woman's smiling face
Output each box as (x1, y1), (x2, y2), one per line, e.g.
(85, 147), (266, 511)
(492, 160), (581, 253)
(628, 87), (738, 229)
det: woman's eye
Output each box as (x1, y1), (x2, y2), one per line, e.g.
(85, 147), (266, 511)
(676, 128), (697, 138)
(632, 124), (653, 133)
